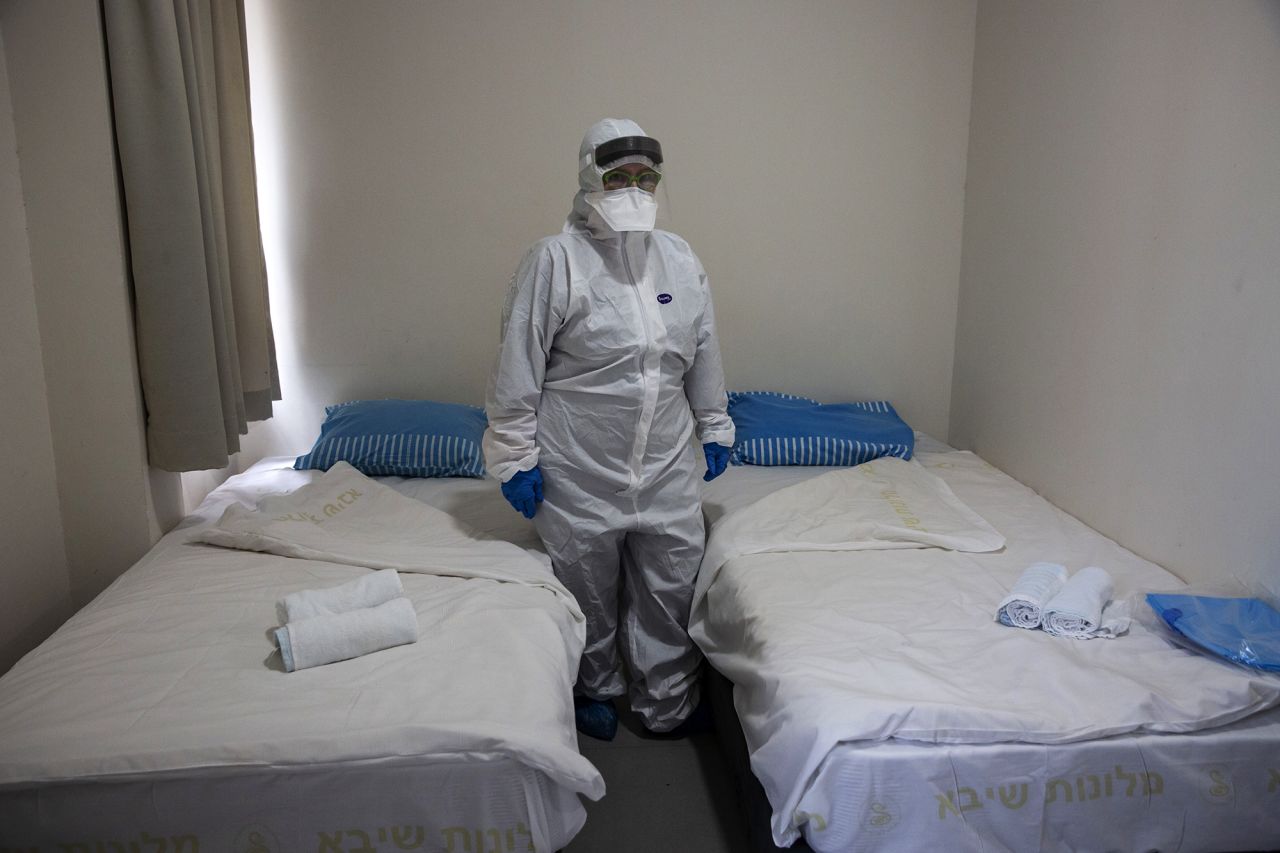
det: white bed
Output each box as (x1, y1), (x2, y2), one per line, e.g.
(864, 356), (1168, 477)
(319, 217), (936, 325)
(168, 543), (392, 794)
(0, 457), (602, 850)
(694, 438), (1280, 853)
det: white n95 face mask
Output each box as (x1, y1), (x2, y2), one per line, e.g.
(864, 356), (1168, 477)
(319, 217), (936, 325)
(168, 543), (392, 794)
(583, 187), (658, 232)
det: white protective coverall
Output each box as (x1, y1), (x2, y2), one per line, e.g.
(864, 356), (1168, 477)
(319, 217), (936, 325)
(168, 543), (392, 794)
(483, 119), (734, 731)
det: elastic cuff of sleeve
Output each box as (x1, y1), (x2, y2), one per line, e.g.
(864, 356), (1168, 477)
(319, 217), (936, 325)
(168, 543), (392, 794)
(494, 454), (541, 483)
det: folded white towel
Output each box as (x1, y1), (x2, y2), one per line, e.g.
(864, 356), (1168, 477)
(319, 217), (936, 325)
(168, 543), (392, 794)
(996, 562), (1069, 628)
(1042, 566), (1130, 639)
(276, 568), (404, 624)
(274, 597), (419, 672)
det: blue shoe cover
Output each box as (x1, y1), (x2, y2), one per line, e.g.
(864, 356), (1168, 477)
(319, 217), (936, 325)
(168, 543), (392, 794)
(574, 697), (618, 741)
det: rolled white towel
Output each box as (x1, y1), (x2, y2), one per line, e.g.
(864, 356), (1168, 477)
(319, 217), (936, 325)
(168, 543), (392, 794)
(276, 568), (404, 624)
(1042, 566), (1130, 639)
(274, 597), (419, 672)
(996, 562), (1068, 628)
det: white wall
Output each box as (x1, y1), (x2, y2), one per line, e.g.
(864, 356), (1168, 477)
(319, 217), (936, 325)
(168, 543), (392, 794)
(19, 0), (1266, 667)
(0, 22), (72, 675)
(238, 0), (977, 465)
(0, 1), (183, 632)
(952, 1), (1280, 593)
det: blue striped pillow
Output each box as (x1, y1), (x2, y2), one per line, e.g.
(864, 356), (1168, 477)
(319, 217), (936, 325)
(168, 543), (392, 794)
(727, 391), (914, 467)
(294, 399), (487, 478)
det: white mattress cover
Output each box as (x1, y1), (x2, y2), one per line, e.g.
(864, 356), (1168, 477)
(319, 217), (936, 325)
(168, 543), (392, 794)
(2, 755), (585, 850)
(799, 705), (1280, 853)
(696, 448), (1280, 849)
(0, 458), (600, 846)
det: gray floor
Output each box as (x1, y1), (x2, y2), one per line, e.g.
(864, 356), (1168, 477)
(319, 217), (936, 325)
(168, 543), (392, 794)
(564, 699), (749, 853)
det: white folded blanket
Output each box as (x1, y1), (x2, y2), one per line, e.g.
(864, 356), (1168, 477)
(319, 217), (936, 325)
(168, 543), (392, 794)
(693, 458), (1006, 609)
(276, 568), (403, 624)
(996, 562), (1068, 628)
(195, 461), (579, 612)
(1042, 565), (1130, 639)
(274, 597), (420, 672)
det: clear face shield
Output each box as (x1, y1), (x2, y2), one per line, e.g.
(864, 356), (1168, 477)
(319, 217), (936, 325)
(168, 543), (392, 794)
(654, 163), (674, 226)
(582, 134), (674, 229)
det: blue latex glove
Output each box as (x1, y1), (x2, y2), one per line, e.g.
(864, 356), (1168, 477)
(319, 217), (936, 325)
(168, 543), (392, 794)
(501, 467), (544, 519)
(702, 443), (730, 482)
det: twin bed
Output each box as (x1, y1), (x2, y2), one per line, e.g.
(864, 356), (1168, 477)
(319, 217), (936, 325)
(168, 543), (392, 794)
(695, 435), (1280, 853)
(0, 458), (600, 850)
(3, 431), (1278, 852)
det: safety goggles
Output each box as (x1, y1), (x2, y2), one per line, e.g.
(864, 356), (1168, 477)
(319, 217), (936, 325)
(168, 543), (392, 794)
(601, 168), (662, 192)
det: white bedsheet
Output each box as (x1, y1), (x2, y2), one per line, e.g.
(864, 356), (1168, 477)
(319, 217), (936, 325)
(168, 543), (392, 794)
(692, 450), (1280, 847)
(0, 460), (604, 816)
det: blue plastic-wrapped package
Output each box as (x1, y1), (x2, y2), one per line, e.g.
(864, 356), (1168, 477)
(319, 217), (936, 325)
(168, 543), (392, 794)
(1145, 593), (1280, 673)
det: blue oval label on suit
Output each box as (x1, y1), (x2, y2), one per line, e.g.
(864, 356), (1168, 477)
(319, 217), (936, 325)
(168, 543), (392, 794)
(657, 293), (673, 304)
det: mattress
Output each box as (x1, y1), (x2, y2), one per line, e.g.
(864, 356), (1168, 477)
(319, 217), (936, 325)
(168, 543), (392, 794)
(696, 442), (1280, 852)
(0, 457), (600, 849)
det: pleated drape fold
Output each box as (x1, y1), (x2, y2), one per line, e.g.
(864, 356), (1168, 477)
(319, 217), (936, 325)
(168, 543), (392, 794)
(103, 0), (278, 472)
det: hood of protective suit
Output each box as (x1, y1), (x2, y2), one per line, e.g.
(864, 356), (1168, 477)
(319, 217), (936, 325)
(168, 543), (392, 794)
(568, 118), (661, 238)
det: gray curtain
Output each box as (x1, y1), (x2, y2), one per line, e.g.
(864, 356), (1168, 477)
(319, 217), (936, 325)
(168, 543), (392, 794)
(102, 0), (279, 472)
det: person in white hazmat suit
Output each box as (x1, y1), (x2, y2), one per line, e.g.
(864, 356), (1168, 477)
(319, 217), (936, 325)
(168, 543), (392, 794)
(483, 119), (734, 740)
